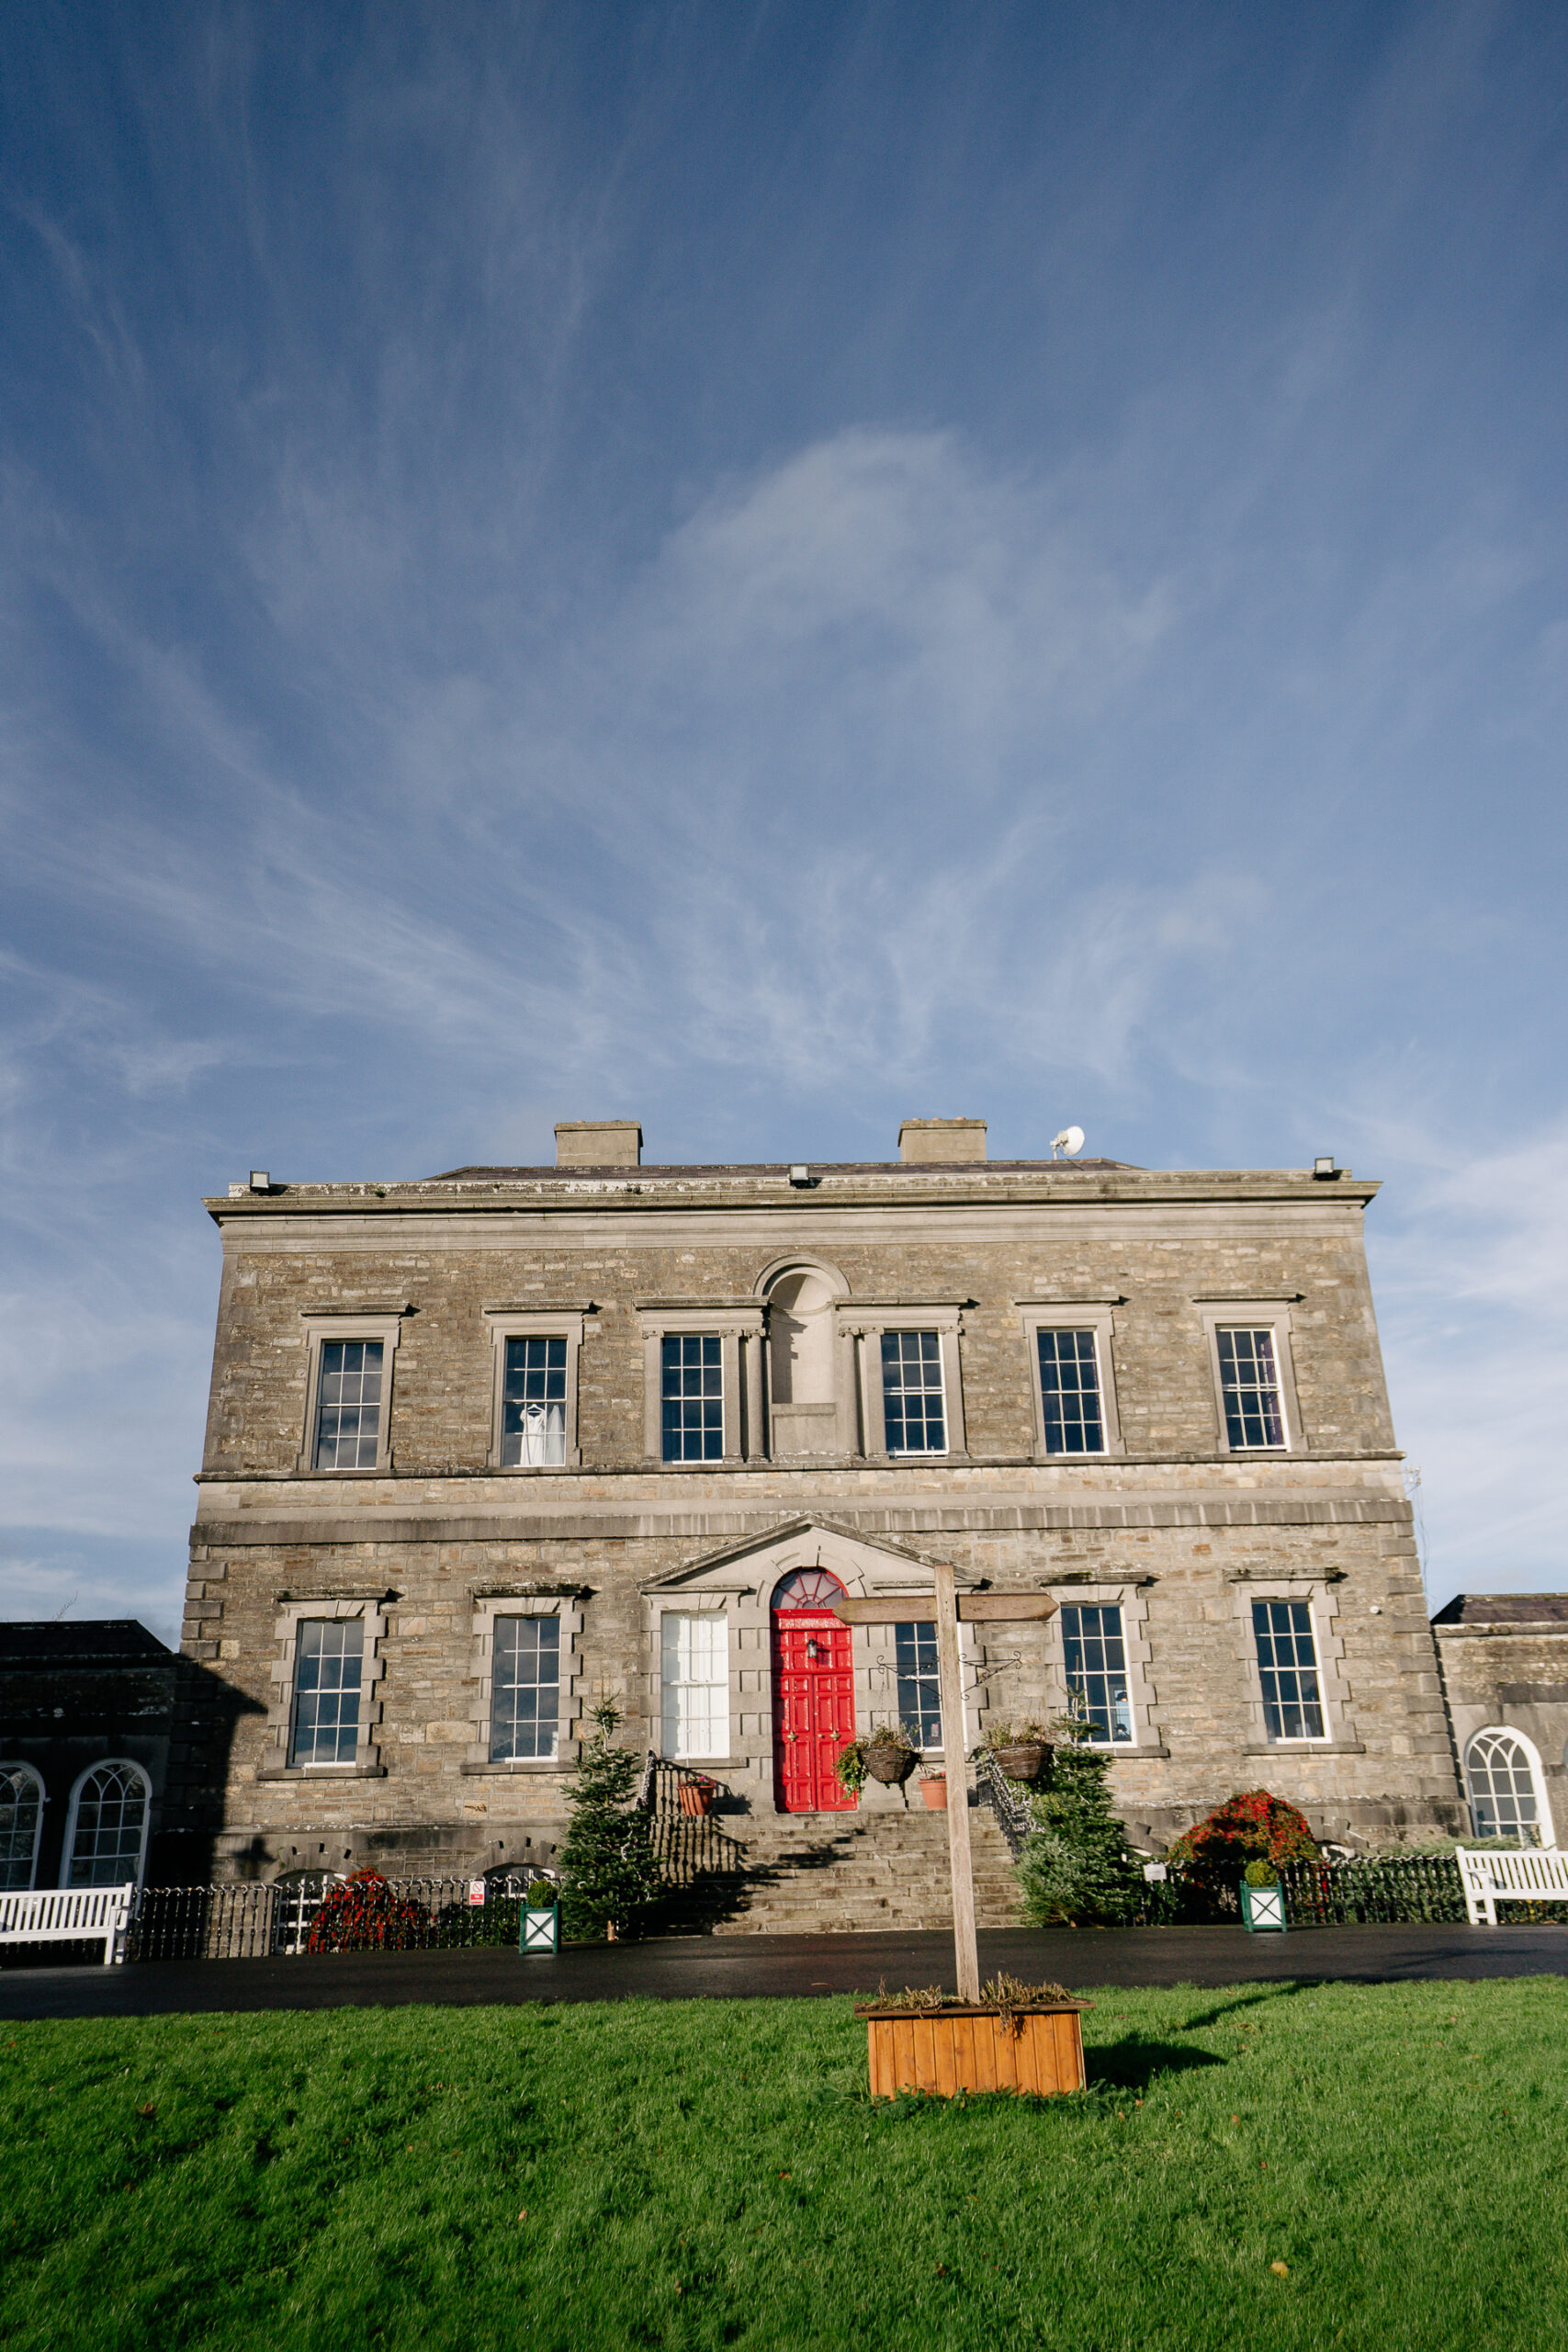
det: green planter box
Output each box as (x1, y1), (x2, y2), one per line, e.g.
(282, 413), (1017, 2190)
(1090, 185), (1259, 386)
(1241, 1880), (1286, 1933)
(520, 1905), (559, 1953)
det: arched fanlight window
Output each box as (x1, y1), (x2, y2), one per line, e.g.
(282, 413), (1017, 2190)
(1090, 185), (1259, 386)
(62, 1760), (152, 1889)
(1465, 1728), (1549, 1846)
(0, 1765), (44, 1892)
(771, 1567), (847, 1611)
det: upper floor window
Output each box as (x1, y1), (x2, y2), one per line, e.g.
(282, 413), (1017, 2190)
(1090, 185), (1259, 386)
(1252, 1600), (1324, 1741)
(288, 1617), (364, 1765)
(662, 1335), (724, 1462)
(490, 1615), (561, 1760)
(314, 1340), (384, 1469)
(62, 1760), (151, 1888)
(895, 1622), (942, 1746)
(1061, 1603), (1133, 1742)
(502, 1338), (567, 1465)
(0, 1764), (44, 1891)
(1036, 1329), (1105, 1455)
(1217, 1328), (1287, 1450)
(881, 1329), (946, 1454)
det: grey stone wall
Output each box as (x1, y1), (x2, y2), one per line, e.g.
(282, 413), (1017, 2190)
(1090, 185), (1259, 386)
(183, 1160), (1463, 1882)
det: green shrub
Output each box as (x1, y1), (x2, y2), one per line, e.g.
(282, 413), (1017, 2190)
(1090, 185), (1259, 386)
(557, 1703), (665, 1942)
(1014, 1715), (1143, 1926)
(1168, 1790), (1318, 1903)
(525, 1880), (558, 1907)
(1243, 1858), (1279, 1887)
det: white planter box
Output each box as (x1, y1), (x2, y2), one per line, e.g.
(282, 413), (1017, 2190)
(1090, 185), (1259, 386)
(520, 1905), (558, 1953)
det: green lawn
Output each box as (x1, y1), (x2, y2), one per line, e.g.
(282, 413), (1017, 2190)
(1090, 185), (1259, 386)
(2, 1977), (1563, 2351)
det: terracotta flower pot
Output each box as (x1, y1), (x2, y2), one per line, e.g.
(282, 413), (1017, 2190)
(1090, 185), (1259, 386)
(919, 1776), (948, 1809)
(863, 1740), (919, 1787)
(677, 1781), (716, 1816)
(991, 1742), (1048, 1783)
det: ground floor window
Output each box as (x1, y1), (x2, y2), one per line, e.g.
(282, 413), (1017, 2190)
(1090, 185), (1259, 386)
(289, 1617), (365, 1765)
(64, 1760), (150, 1887)
(894, 1622), (942, 1746)
(660, 1612), (729, 1758)
(491, 1615), (561, 1759)
(0, 1764), (43, 1891)
(1465, 1728), (1543, 1843)
(1252, 1599), (1325, 1741)
(1061, 1603), (1134, 1742)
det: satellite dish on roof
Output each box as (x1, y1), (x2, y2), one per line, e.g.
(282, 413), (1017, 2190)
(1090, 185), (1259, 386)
(1051, 1126), (1086, 1159)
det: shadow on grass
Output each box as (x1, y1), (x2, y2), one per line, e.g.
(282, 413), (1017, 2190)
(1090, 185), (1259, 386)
(1173, 1981), (1323, 2031)
(1087, 2039), (1227, 2093)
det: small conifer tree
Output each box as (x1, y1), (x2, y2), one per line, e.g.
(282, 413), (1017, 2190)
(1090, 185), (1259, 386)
(558, 1702), (665, 1941)
(1014, 1704), (1144, 1927)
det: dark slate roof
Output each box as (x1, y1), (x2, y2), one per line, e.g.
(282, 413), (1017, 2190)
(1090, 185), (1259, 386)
(0, 1620), (174, 1663)
(1431, 1594), (1568, 1626)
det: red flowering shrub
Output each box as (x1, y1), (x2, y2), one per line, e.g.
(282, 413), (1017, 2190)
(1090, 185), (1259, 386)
(305, 1869), (427, 1953)
(1168, 1791), (1318, 1898)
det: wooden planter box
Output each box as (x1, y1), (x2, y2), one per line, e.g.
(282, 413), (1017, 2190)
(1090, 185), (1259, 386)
(857, 2004), (1087, 2098)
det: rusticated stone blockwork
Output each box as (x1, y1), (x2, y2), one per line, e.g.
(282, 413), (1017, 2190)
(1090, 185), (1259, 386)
(183, 1139), (1463, 1891)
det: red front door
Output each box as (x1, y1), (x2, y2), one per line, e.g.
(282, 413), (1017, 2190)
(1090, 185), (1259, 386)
(772, 1569), (856, 1812)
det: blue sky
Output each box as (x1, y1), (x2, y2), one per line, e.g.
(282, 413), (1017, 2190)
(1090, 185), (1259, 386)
(3, 1), (1565, 1640)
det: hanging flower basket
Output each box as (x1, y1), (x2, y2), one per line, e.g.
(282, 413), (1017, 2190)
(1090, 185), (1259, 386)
(919, 1774), (948, 1810)
(677, 1777), (717, 1817)
(863, 1735), (919, 1786)
(991, 1742), (1049, 1783)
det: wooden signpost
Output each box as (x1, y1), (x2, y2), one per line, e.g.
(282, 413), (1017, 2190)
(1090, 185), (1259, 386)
(831, 1566), (1056, 2002)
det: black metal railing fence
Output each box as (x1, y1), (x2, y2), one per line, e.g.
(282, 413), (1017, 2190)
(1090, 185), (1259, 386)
(127, 1872), (549, 1962)
(637, 1752), (744, 1888)
(975, 1746), (1033, 1857)
(1279, 1853), (1467, 1927)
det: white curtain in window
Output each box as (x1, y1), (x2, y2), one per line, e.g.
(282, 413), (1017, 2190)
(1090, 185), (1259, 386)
(660, 1612), (729, 1759)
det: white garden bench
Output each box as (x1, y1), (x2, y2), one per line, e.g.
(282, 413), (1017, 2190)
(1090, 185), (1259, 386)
(0, 1883), (136, 1964)
(1456, 1846), (1568, 1926)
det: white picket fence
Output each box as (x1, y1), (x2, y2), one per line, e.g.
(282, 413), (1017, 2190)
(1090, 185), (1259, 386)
(1456, 1845), (1568, 1925)
(0, 1883), (136, 1965)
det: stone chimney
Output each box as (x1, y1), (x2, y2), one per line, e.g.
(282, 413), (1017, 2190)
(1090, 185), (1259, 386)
(555, 1120), (643, 1169)
(898, 1118), (987, 1164)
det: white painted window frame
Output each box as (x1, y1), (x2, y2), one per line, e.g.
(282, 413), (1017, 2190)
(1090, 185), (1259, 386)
(59, 1758), (152, 1890)
(1464, 1724), (1555, 1848)
(0, 1762), (46, 1892)
(1017, 1303), (1124, 1459)
(655, 1602), (733, 1761)
(259, 1597), (389, 1779)
(637, 1305), (765, 1464)
(481, 1309), (590, 1470)
(838, 1304), (968, 1462)
(1050, 1585), (1156, 1749)
(1193, 1300), (1303, 1454)
(1232, 1579), (1354, 1753)
(466, 1592), (584, 1770)
(297, 1310), (407, 1476)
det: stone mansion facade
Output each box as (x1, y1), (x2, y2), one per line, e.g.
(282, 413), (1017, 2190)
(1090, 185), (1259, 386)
(175, 1116), (1466, 1895)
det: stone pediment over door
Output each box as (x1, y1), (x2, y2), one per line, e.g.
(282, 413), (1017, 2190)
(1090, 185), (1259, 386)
(639, 1515), (964, 1603)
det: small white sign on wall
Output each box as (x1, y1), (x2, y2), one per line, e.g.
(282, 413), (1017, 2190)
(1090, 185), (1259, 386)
(1143, 1862), (1168, 1882)
(468, 1879), (487, 1906)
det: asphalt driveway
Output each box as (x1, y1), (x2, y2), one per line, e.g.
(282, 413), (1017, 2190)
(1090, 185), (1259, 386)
(3, 1921), (1565, 2019)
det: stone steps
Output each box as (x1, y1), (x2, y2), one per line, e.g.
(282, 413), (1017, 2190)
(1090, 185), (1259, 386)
(702, 1804), (1024, 1936)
